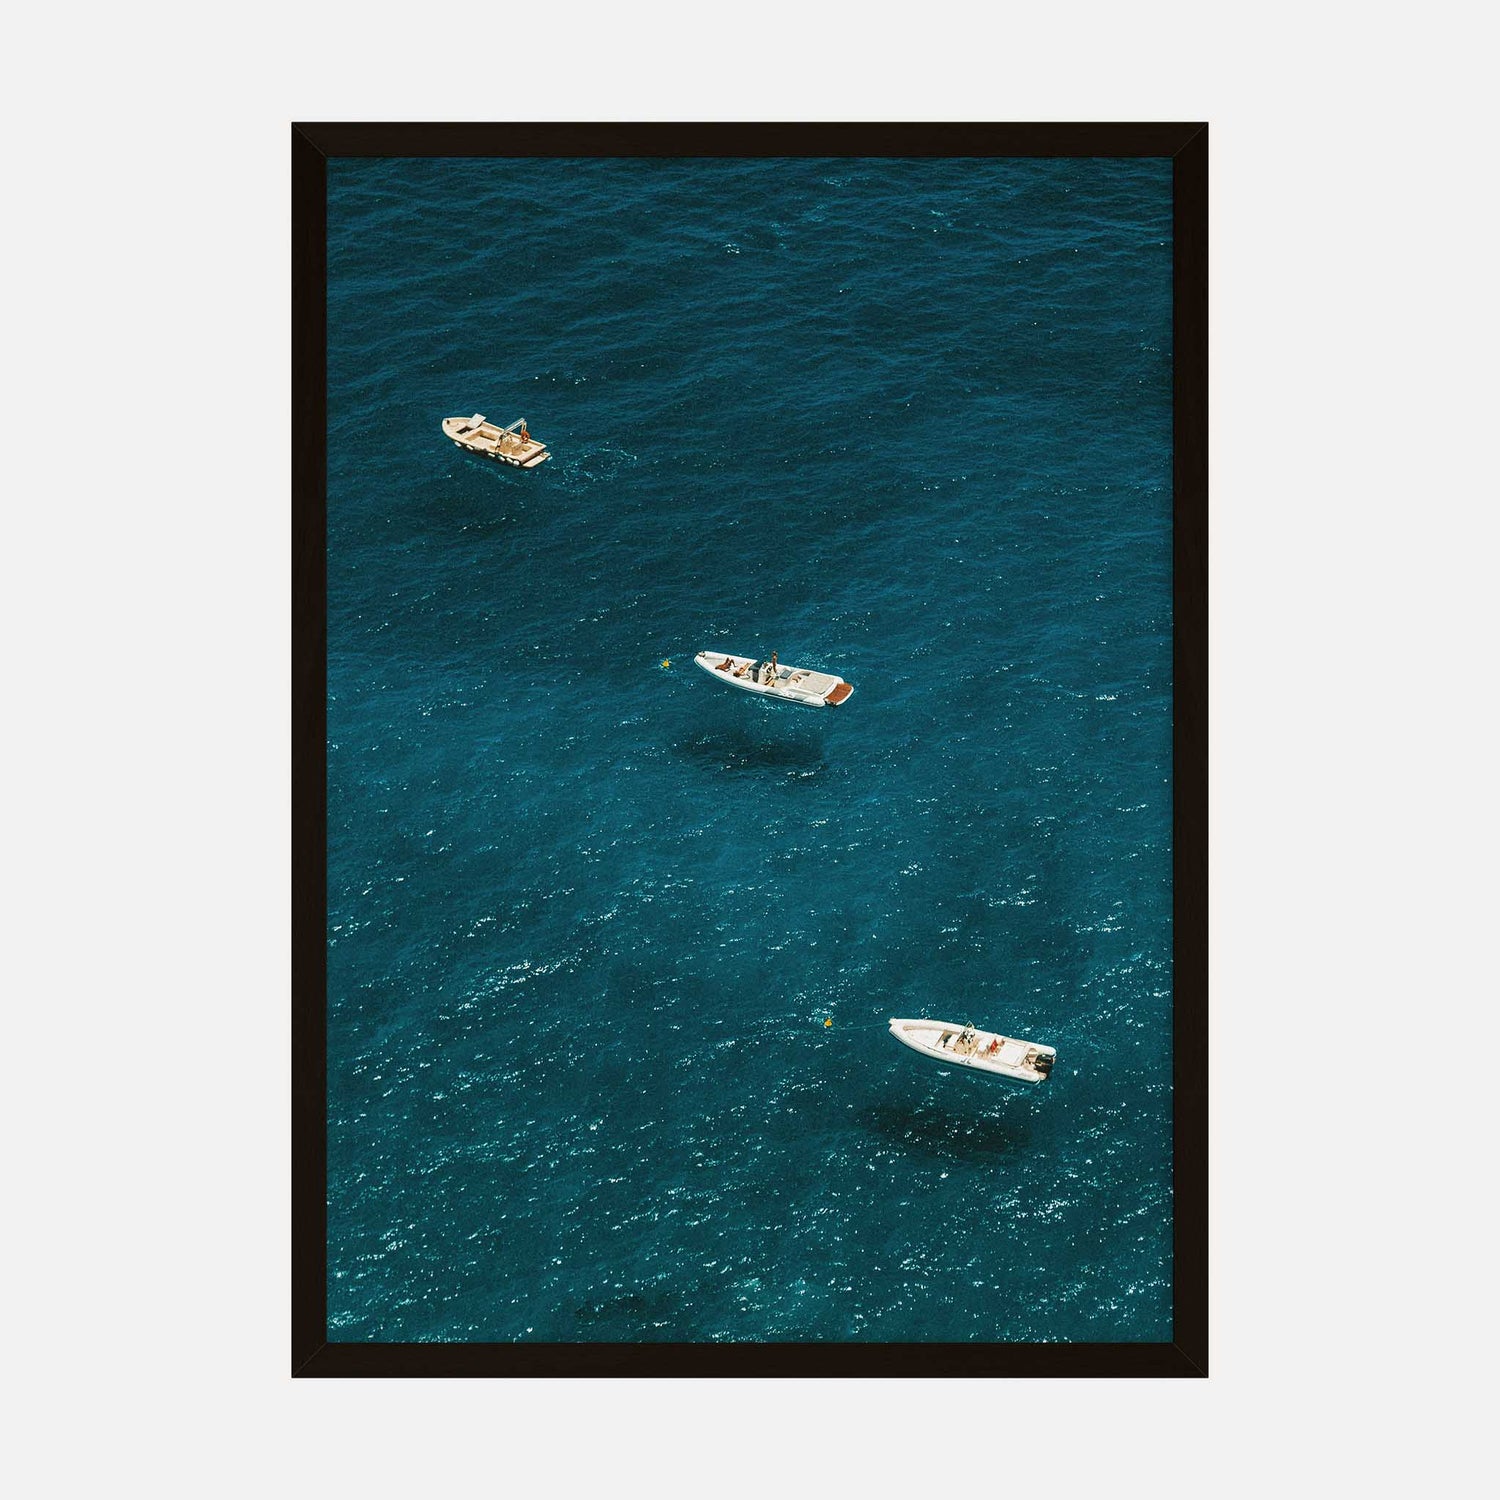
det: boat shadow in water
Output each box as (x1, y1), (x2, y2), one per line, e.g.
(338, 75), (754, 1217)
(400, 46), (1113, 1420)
(572, 1289), (682, 1338)
(855, 1100), (1034, 1163)
(671, 725), (827, 776)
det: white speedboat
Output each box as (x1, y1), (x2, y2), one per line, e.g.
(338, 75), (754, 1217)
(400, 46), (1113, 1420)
(441, 413), (550, 468)
(693, 651), (853, 708)
(888, 1018), (1056, 1083)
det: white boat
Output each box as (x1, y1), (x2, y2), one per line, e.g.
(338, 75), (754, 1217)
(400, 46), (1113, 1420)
(888, 1018), (1056, 1083)
(441, 413), (550, 468)
(693, 651), (853, 708)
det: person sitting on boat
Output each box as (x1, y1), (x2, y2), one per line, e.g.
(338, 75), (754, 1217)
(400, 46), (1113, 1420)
(717, 656), (735, 671)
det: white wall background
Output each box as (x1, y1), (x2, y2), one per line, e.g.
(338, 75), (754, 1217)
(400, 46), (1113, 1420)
(4, 2), (1492, 1495)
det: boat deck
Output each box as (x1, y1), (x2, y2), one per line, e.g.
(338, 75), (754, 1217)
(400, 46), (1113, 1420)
(775, 667), (841, 696)
(459, 432), (547, 462)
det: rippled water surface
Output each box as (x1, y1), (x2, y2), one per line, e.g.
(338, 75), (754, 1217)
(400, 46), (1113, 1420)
(326, 156), (1174, 1341)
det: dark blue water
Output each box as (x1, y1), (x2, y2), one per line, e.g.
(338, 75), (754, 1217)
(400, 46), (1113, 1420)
(326, 157), (1173, 1342)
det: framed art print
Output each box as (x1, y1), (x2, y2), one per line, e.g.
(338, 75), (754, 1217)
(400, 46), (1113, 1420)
(293, 122), (1207, 1376)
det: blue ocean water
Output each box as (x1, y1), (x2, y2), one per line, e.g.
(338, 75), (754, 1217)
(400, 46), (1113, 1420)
(325, 156), (1174, 1343)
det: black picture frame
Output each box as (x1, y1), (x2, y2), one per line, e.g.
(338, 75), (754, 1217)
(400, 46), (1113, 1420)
(293, 122), (1207, 1378)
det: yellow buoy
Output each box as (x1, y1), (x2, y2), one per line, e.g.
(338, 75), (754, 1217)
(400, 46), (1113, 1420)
(661, 659), (671, 669)
(824, 1017), (833, 1028)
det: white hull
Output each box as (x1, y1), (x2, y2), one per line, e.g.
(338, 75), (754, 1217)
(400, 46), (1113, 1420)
(441, 413), (550, 468)
(888, 1018), (1056, 1083)
(693, 651), (853, 708)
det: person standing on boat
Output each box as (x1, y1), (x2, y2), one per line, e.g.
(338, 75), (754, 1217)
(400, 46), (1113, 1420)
(767, 650), (778, 684)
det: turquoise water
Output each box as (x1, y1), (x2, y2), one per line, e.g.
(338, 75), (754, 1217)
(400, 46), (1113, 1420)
(326, 156), (1174, 1342)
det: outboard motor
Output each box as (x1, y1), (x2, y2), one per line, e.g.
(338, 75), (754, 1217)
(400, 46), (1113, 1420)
(1034, 1051), (1055, 1077)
